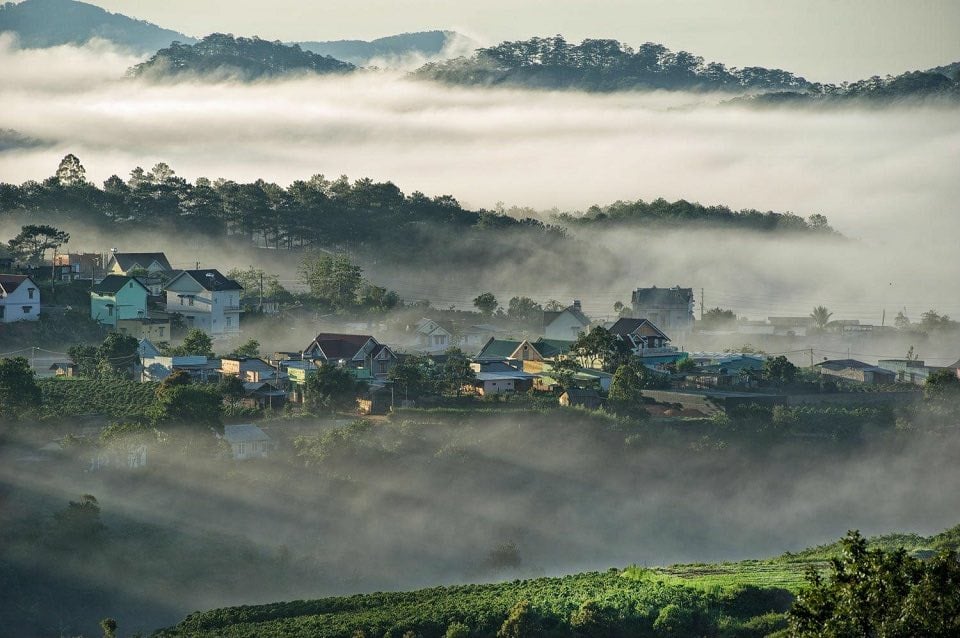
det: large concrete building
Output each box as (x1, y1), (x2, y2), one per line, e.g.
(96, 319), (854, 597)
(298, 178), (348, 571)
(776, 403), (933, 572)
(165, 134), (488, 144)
(630, 286), (695, 342)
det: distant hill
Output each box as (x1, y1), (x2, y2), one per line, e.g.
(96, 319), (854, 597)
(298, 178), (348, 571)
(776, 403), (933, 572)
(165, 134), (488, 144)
(414, 35), (812, 92)
(0, 0), (194, 53)
(297, 30), (472, 67)
(735, 70), (960, 105)
(130, 33), (355, 80)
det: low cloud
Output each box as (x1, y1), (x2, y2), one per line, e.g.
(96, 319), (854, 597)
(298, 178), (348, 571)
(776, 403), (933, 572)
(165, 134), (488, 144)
(1, 38), (958, 337)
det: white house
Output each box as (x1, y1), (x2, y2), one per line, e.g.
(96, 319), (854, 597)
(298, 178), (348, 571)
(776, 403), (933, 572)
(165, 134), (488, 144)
(413, 318), (453, 353)
(0, 274), (40, 322)
(542, 301), (590, 340)
(164, 269), (243, 338)
(223, 424), (271, 460)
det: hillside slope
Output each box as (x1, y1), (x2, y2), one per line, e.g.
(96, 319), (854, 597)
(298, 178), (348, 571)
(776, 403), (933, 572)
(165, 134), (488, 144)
(157, 522), (960, 638)
(0, 0), (194, 52)
(297, 31), (471, 67)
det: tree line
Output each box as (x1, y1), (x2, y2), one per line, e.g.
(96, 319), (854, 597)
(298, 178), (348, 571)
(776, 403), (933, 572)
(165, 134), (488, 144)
(0, 155), (561, 253)
(557, 197), (836, 234)
(415, 35), (810, 92)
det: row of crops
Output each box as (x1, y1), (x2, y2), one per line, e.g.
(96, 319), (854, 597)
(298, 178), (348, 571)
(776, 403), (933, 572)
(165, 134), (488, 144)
(38, 378), (159, 419)
(159, 568), (794, 638)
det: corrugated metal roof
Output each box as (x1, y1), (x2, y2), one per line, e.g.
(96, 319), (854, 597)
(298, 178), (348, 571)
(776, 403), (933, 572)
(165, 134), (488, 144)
(224, 424), (270, 443)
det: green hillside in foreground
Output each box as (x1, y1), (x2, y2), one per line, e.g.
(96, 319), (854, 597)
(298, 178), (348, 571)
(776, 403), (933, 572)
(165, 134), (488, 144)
(157, 523), (960, 638)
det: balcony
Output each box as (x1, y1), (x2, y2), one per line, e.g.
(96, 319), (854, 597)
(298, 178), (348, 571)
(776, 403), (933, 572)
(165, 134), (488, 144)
(636, 346), (679, 357)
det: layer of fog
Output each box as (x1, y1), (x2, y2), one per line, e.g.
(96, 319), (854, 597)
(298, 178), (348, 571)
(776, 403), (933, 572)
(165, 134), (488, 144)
(1, 38), (958, 339)
(3, 416), (959, 635)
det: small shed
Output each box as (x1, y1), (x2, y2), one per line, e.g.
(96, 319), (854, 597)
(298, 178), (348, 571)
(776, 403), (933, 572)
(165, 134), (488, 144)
(559, 387), (605, 410)
(223, 424), (271, 460)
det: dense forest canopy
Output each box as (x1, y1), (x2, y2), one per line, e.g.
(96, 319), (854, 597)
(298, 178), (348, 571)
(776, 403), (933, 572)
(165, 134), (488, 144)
(414, 35), (812, 92)
(130, 33), (356, 79)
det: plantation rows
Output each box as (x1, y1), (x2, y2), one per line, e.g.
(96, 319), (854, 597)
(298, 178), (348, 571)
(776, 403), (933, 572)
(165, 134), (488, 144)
(38, 378), (159, 419)
(159, 569), (793, 638)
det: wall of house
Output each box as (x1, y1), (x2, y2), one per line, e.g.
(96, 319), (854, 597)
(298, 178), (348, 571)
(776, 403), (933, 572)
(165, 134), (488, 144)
(116, 319), (171, 341)
(545, 311), (588, 340)
(478, 379), (516, 395)
(231, 439), (268, 460)
(0, 278), (40, 323)
(91, 281), (148, 326)
(166, 279), (241, 337)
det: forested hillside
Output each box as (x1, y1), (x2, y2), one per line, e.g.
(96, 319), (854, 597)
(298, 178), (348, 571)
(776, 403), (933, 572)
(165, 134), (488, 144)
(414, 36), (811, 92)
(0, 0), (194, 52)
(737, 69), (960, 105)
(556, 198), (837, 234)
(414, 35), (960, 102)
(130, 33), (355, 79)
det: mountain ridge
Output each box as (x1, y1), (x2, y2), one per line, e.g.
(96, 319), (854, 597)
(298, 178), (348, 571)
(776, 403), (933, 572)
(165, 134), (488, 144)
(0, 0), (195, 53)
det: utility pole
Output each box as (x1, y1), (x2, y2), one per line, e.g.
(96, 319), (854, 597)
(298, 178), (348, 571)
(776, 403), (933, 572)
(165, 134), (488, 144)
(700, 287), (704, 321)
(809, 348), (814, 368)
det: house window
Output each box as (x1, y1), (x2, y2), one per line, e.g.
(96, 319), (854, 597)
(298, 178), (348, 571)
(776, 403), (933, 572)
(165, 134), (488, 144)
(226, 316), (232, 327)
(22, 306), (32, 314)
(158, 327), (165, 337)
(108, 305), (113, 316)
(377, 361), (388, 374)
(237, 442), (246, 456)
(188, 297), (194, 306)
(27, 288), (35, 300)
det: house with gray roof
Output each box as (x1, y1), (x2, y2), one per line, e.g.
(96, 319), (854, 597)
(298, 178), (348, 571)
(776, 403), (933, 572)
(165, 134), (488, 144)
(164, 269), (243, 338)
(223, 424), (271, 460)
(106, 252), (172, 275)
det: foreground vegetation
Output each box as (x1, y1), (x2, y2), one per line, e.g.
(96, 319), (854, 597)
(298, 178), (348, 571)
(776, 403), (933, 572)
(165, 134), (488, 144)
(156, 523), (960, 638)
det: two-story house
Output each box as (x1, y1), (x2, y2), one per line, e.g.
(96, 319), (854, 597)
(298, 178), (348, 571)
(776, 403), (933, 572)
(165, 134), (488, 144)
(0, 274), (40, 322)
(90, 275), (149, 327)
(164, 269), (243, 338)
(630, 286), (695, 342)
(608, 317), (685, 368)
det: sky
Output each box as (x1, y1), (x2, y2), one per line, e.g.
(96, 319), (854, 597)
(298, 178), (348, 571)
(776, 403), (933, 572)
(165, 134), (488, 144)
(84, 0), (960, 82)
